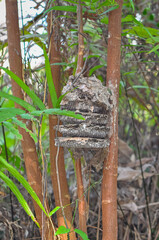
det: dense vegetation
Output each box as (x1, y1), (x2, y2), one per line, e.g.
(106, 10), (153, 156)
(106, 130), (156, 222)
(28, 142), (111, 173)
(0, 0), (158, 239)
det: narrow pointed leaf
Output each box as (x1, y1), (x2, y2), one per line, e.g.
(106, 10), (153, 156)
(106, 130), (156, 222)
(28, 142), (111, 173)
(0, 92), (36, 112)
(0, 108), (26, 122)
(99, 5), (119, 16)
(0, 171), (40, 228)
(43, 46), (57, 108)
(49, 206), (61, 217)
(31, 108), (85, 120)
(12, 117), (38, 143)
(3, 121), (22, 140)
(0, 157), (48, 217)
(0, 67), (46, 110)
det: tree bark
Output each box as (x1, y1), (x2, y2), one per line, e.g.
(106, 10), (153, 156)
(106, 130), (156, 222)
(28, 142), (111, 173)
(6, 1), (53, 239)
(47, 10), (76, 240)
(102, 1), (123, 240)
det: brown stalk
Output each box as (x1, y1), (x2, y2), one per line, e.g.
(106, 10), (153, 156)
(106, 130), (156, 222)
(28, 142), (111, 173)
(102, 1), (123, 240)
(5, 1), (53, 239)
(75, 158), (87, 235)
(75, 1), (87, 236)
(76, 0), (84, 75)
(47, 10), (76, 240)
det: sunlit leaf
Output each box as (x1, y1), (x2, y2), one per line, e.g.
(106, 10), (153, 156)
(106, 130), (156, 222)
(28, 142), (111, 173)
(49, 206), (61, 217)
(55, 226), (70, 236)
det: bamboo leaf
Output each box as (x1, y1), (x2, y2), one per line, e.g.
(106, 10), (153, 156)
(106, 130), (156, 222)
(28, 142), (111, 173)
(44, 6), (77, 15)
(0, 156), (48, 217)
(0, 108), (26, 122)
(129, 0), (135, 12)
(99, 5), (119, 16)
(43, 45), (57, 108)
(31, 108), (85, 120)
(89, 65), (105, 76)
(127, 85), (159, 93)
(0, 67), (46, 110)
(12, 117), (38, 143)
(49, 206), (61, 217)
(0, 171), (40, 228)
(3, 121), (22, 140)
(0, 91), (36, 112)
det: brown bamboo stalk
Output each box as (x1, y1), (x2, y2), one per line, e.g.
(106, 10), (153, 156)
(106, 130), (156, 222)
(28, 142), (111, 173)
(75, 1), (87, 236)
(102, 1), (123, 240)
(5, 1), (53, 239)
(47, 10), (76, 240)
(76, 158), (87, 235)
(76, 1), (84, 74)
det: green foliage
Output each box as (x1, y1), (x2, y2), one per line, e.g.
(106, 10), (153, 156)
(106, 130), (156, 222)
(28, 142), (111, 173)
(74, 229), (90, 240)
(0, 91), (36, 112)
(0, 170), (40, 227)
(55, 226), (90, 240)
(43, 45), (58, 108)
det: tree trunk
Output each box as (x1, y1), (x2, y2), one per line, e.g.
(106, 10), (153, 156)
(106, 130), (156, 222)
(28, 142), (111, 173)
(47, 10), (76, 240)
(6, 1), (53, 239)
(102, 1), (123, 240)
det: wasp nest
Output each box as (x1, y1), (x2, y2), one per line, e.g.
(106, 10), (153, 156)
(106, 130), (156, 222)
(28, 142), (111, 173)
(55, 75), (113, 171)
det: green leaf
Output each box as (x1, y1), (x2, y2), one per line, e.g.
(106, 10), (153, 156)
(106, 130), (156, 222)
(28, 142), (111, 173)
(12, 117), (38, 143)
(43, 45), (57, 108)
(49, 206), (61, 217)
(55, 226), (70, 236)
(146, 36), (159, 44)
(0, 108), (26, 122)
(147, 44), (159, 54)
(0, 171), (40, 228)
(74, 229), (90, 240)
(44, 6), (77, 15)
(0, 67), (46, 110)
(129, 0), (134, 12)
(97, 0), (118, 9)
(0, 156), (48, 217)
(0, 91), (36, 112)
(20, 113), (38, 122)
(125, 26), (159, 39)
(31, 108), (85, 120)
(21, 30), (44, 49)
(99, 5), (119, 16)
(127, 85), (159, 93)
(3, 121), (22, 140)
(56, 87), (78, 108)
(89, 65), (105, 76)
